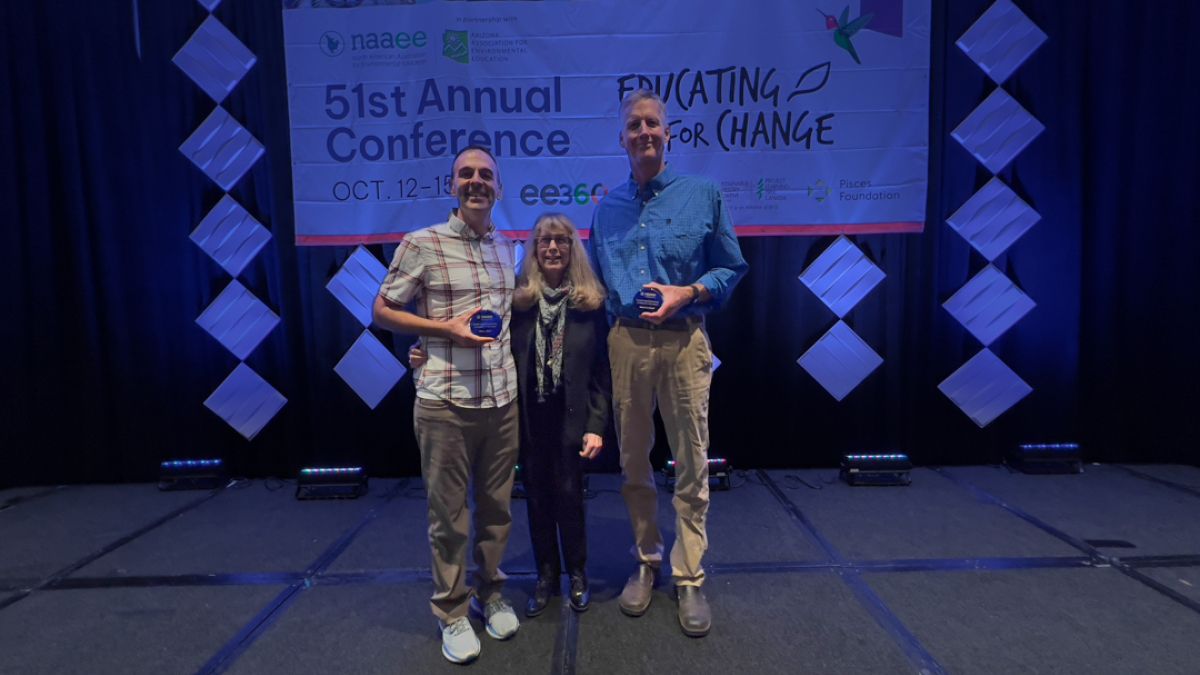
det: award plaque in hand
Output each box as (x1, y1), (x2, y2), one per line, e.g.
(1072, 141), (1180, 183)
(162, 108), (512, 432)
(634, 287), (663, 313)
(469, 310), (502, 338)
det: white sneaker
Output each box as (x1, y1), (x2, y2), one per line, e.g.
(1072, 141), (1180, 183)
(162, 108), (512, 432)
(471, 596), (520, 640)
(439, 616), (480, 664)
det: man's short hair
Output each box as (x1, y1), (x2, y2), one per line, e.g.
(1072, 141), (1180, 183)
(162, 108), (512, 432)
(618, 89), (668, 127)
(451, 145), (499, 179)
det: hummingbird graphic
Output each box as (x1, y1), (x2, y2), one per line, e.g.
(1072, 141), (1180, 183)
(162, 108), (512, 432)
(818, 6), (875, 64)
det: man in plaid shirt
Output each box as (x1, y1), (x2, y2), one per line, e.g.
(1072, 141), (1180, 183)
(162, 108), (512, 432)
(373, 146), (521, 664)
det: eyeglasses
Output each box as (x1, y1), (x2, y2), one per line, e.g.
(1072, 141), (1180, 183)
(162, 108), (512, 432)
(534, 236), (572, 248)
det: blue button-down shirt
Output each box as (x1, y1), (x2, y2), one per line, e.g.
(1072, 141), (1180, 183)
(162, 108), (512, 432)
(589, 165), (748, 321)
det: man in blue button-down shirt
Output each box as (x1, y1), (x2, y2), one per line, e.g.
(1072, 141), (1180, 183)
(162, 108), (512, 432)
(589, 89), (747, 637)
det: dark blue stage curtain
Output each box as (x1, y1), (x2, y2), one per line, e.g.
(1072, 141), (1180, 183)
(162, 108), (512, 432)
(2, 1), (1197, 485)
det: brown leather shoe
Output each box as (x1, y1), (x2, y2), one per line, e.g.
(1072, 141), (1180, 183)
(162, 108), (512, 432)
(618, 564), (657, 616)
(676, 585), (711, 637)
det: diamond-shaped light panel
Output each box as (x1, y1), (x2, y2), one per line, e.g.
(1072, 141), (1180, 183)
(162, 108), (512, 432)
(799, 236), (885, 318)
(180, 107), (265, 191)
(172, 15), (256, 104)
(335, 331), (407, 409)
(327, 246), (388, 327)
(711, 353), (721, 373)
(957, 0), (1047, 85)
(196, 280), (280, 360)
(797, 320), (883, 401)
(952, 88), (1044, 174)
(943, 265), (1035, 346)
(940, 264), (1036, 343)
(939, 348), (1031, 427)
(197, 0), (222, 12)
(947, 178), (1040, 262)
(204, 363), (286, 440)
(190, 195), (271, 277)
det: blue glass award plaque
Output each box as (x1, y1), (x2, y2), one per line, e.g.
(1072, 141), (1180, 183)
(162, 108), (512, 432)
(634, 287), (663, 312)
(469, 309), (502, 338)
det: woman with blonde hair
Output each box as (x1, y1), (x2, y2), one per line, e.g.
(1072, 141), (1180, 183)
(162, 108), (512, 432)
(413, 212), (610, 615)
(510, 212), (610, 616)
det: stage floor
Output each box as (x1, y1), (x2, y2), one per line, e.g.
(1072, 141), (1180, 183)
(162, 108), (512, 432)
(2, 464), (1200, 674)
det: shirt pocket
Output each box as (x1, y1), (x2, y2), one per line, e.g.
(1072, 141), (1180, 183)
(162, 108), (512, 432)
(660, 227), (706, 280)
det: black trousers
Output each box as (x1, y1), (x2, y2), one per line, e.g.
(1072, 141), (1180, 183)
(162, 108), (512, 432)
(522, 389), (587, 580)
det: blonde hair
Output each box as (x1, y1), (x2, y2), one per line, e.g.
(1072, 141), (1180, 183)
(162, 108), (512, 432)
(513, 213), (606, 311)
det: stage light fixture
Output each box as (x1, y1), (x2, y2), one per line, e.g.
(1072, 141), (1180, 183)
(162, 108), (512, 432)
(1007, 443), (1082, 474)
(511, 463), (526, 500)
(663, 457), (732, 491)
(839, 454), (912, 486)
(295, 466), (368, 500)
(159, 458), (226, 491)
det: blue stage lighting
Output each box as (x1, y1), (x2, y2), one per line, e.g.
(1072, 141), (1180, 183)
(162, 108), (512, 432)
(839, 453), (912, 486)
(511, 463), (526, 500)
(1007, 443), (1082, 474)
(158, 458), (226, 491)
(296, 466), (368, 499)
(663, 457), (732, 491)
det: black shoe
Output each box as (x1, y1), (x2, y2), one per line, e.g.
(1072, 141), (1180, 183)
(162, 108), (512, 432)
(526, 577), (556, 618)
(568, 574), (590, 612)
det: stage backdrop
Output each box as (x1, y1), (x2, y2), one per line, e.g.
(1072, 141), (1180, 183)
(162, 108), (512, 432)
(6, 0), (1199, 486)
(282, 0), (930, 244)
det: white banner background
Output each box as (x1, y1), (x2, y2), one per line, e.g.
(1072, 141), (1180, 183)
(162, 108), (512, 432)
(282, 0), (930, 244)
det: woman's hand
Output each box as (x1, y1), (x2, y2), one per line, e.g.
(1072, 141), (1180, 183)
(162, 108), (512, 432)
(408, 342), (427, 368)
(580, 433), (603, 459)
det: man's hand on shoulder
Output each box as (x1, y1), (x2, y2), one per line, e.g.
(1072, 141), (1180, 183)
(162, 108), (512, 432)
(637, 282), (696, 324)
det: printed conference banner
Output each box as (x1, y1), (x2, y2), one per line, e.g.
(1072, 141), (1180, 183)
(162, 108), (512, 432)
(282, 0), (930, 244)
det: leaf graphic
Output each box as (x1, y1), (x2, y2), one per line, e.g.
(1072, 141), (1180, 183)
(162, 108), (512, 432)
(787, 61), (832, 101)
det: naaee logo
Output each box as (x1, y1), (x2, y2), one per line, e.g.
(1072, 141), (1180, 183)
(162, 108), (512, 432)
(322, 29), (429, 56)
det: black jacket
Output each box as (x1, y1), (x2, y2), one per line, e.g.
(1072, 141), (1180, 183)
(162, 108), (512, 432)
(510, 304), (612, 450)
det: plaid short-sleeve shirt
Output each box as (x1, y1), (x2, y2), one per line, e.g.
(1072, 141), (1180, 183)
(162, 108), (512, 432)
(379, 213), (518, 408)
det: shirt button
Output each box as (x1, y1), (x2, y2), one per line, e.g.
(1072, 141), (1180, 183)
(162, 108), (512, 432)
(640, 269), (647, 275)
(639, 244), (646, 250)
(640, 223), (646, 228)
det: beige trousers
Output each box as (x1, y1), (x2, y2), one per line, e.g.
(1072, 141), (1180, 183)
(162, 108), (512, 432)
(413, 398), (519, 621)
(608, 320), (712, 587)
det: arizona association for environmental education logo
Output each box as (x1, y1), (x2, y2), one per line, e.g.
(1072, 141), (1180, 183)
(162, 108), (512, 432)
(443, 30), (469, 64)
(320, 31), (345, 57)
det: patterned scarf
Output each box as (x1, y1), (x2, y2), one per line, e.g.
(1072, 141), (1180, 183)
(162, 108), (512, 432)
(534, 283), (571, 402)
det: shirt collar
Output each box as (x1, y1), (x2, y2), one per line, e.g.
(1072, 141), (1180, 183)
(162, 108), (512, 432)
(449, 210), (495, 241)
(628, 164), (677, 202)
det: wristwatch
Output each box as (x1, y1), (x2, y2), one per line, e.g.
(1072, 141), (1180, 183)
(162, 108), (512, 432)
(688, 284), (701, 303)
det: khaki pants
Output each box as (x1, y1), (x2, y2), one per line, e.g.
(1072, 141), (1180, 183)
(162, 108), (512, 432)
(413, 398), (519, 621)
(608, 320), (712, 587)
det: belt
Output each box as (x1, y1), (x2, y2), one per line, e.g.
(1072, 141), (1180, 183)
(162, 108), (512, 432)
(614, 316), (702, 332)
